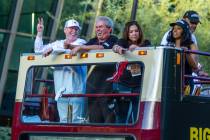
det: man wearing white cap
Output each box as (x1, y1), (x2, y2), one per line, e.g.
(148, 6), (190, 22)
(34, 18), (87, 123)
(35, 18), (86, 54)
(161, 10), (201, 46)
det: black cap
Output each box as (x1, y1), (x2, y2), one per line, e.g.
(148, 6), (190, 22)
(170, 19), (190, 34)
(183, 10), (201, 23)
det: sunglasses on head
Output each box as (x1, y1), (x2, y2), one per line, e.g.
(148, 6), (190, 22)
(190, 21), (199, 25)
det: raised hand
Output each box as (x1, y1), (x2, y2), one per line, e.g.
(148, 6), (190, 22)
(37, 17), (44, 34)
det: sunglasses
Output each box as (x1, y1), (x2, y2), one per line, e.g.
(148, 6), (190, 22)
(190, 21), (199, 25)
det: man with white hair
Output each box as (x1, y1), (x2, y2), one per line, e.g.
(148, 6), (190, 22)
(34, 18), (87, 123)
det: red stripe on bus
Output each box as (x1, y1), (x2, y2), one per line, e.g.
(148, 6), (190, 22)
(12, 101), (161, 140)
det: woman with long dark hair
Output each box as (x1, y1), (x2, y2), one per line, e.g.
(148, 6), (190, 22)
(166, 19), (199, 94)
(111, 21), (151, 123)
(167, 20), (198, 73)
(113, 20), (151, 54)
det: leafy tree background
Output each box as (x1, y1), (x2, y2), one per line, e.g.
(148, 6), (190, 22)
(136, 0), (210, 73)
(103, 0), (210, 73)
(59, 0), (210, 73)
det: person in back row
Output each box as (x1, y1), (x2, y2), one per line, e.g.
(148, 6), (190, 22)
(111, 21), (151, 123)
(34, 18), (87, 123)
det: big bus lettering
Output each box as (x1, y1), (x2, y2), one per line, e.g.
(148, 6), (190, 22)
(190, 127), (210, 140)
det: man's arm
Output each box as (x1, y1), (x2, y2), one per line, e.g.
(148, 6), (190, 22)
(34, 17), (45, 53)
(65, 44), (103, 50)
(80, 45), (104, 50)
(186, 44), (198, 70)
(67, 44), (104, 55)
(34, 17), (53, 55)
(191, 34), (198, 46)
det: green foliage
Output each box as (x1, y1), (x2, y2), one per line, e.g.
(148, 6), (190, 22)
(135, 0), (210, 73)
(59, 0), (133, 37)
(59, 0), (92, 30)
(100, 0), (133, 35)
(59, 0), (210, 73)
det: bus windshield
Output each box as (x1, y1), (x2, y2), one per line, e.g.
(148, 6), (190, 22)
(22, 62), (144, 125)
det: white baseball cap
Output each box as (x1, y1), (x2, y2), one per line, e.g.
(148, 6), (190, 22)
(64, 19), (81, 30)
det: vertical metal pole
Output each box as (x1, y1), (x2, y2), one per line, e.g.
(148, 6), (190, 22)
(130, 0), (138, 21)
(50, 0), (64, 41)
(37, 0), (64, 97)
(0, 0), (24, 108)
(90, 0), (103, 38)
(85, 0), (104, 38)
(31, 12), (35, 39)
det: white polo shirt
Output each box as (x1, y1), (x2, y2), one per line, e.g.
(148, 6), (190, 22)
(34, 36), (86, 53)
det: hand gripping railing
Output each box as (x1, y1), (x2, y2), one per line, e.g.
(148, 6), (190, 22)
(183, 49), (210, 84)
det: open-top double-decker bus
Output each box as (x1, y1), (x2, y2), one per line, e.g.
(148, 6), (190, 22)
(12, 47), (210, 140)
